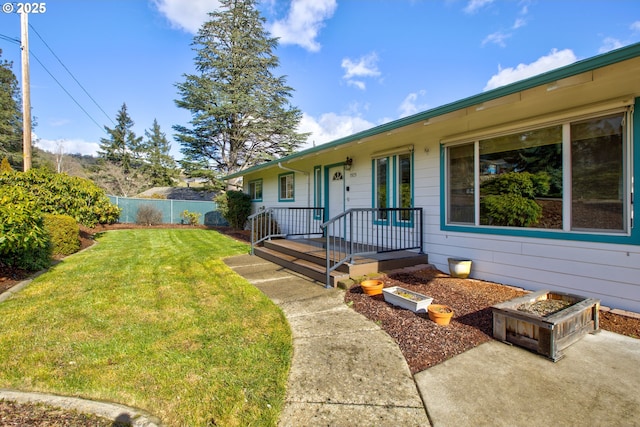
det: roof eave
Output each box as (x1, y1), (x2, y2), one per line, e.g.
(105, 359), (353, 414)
(224, 42), (640, 181)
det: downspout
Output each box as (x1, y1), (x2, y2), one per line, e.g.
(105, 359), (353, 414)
(278, 162), (310, 208)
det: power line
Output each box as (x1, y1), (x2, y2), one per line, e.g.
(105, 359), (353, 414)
(0, 31), (106, 133)
(29, 23), (115, 126)
(29, 50), (105, 132)
(0, 33), (20, 45)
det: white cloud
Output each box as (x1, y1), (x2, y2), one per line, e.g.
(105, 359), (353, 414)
(153, 0), (220, 34)
(341, 52), (381, 90)
(398, 90), (428, 118)
(632, 21), (640, 33)
(512, 17), (526, 30)
(464, 0), (494, 14)
(35, 137), (100, 157)
(598, 37), (624, 54)
(484, 48), (577, 91)
(482, 31), (511, 47)
(269, 0), (337, 52)
(298, 112), (375, 149)
(346, 80), (366, 90)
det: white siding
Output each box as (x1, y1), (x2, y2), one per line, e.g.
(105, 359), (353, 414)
(238, 54), (640, 313)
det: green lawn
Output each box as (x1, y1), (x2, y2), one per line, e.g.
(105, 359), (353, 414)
(0, 229), (292, 426)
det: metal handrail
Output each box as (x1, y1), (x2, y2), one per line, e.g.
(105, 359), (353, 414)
(249, 207), (324, 255)
(320, 208), (424, 287)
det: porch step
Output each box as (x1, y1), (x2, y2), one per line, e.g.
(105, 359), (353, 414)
(263, 239), (350, 273)
(255, 239), (429, 286)
(254, 246), (350, 286)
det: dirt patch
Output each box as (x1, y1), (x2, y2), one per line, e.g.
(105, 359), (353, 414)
(345, 267), (640, 374)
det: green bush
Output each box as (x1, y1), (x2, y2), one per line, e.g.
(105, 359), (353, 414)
(0, 168), (120, 227)
(480, 171), (549, 227)
(136, 205), (163, 226)
(43, 214), (80, 256)
(0, 186), (52, 270)
(215, 190), (252, 229)
(180, 210), (201, 226)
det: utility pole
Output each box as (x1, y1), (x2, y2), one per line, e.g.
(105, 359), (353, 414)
(20, 11), (32, 171)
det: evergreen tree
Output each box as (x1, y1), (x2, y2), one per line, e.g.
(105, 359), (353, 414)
(98, 103), (142, 173)
(94, 103), (145, 196)
(142, 119), (178, 187)
(0, 49), (23, 168)
(174, 0), (308, 188)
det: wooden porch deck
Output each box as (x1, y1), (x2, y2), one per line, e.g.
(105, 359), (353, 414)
(253, 238), (429, 286)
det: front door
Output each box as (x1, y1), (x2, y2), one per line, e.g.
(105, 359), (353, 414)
(327, 165), (345, 221)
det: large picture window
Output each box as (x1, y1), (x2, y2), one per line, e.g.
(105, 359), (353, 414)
(278, 172), (294, 201)
(445, 110), (629, 234)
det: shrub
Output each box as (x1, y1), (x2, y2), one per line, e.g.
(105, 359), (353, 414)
(0, 168), (121, 227)
(215, 190), (252, 229)
(136, 205), (164, 226)
(0, 186), (52, 270)
(480, 171), (549, 227)
(180, 210), (201, 226)
(0, 157), (13, 173)
(43, 214), (80, 256)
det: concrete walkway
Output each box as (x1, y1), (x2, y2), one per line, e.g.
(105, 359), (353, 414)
(226, 254), (640, 427)
(224, 254), (430, 426)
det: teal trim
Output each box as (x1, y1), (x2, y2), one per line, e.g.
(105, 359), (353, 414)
(224, 43), (640, 181)
(313, 165), (322, 219)
(324, 161), (346, 221)
(440, 97), (640, 246)
(372, 157), (390, 225)
(278, 172), (295, 202)
(393, 151), (415, 228)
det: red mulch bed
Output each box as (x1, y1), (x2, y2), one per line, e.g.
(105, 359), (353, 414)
(346, 267), (640, 373)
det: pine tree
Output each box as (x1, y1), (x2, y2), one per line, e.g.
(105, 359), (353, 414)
(142, 119), (178, 187)
(98, 103), (142, 173)
(94, 103), (146, 196)
(174, 0), (308, 188)
(0, 49), (23, 168)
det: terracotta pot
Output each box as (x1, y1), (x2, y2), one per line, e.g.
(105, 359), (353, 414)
(360, 279), (384, 296)
(428, 304), (454, 325)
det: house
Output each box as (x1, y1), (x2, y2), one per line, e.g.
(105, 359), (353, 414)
(224, 43), (640, 313)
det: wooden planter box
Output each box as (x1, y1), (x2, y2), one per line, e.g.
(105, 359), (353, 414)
(382, 286), (433, 313)
(492, 290), (600, 361)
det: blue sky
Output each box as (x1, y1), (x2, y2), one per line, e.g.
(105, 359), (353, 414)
(1, 0), (639, 159)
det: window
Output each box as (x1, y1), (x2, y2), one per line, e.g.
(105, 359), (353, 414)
(373, 157), (389, 220)
(445, 110), (629, 234)
(278, 172), (295, 201)
(397, 153), (413, 221)
(373, 152), (414, 223)
(248, 179), (262, 201)
(314, 166), (322, 219)
(571, 114), (625, 231)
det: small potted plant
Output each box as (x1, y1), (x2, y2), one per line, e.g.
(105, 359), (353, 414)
(360, 279), (384, 296)
(382, 286), (433, 313)
(428, 304), (454, 325)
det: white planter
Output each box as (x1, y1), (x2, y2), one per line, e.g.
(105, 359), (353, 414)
(382, 286), (433, 313)
(448, 258), (472, 278)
